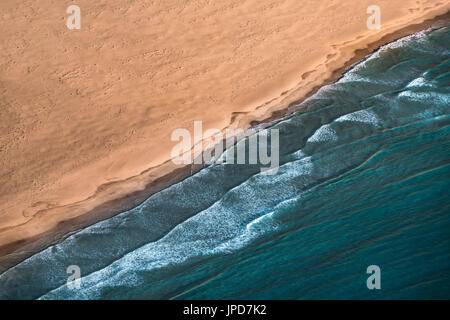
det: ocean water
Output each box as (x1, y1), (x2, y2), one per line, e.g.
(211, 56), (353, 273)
(1, 26), (449, 300)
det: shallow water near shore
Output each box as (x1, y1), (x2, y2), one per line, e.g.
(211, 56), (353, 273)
(1, 26), (449, 300)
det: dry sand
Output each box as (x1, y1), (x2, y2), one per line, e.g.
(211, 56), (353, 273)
(0, 0), (449, 271)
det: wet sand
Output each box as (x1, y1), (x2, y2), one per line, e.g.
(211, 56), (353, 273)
(0, 0), (449, 271)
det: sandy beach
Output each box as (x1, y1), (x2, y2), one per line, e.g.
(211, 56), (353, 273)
(0, 0), (449, 271)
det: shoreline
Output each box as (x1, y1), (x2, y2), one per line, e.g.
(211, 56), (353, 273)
(1, 8), (449, 273)
(249, 12), (450, 128)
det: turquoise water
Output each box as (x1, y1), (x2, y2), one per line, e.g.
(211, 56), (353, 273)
(1, 27), (449, 300)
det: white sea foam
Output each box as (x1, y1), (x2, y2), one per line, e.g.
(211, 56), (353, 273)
(335, 109), (381, 127)
(39, 152), (333, 299)
(405, 77), (433, 88)
(307, 125), (337, 143)
(398, 90), (449, 106)
(349, 30), (430, 74)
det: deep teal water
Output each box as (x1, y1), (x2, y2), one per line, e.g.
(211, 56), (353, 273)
(0, 26), (449, 300)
